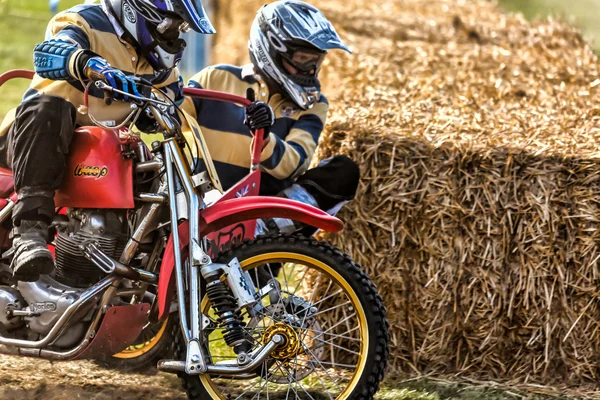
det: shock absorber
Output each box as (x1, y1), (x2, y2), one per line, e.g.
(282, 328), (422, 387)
(204, 271), (252, 354)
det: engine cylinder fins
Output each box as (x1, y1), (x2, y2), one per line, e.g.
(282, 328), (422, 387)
(205, 277), (252, 354)
(54, 230), (127, 288)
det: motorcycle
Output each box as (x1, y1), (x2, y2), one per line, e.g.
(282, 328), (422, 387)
(0, 69), (389, 399)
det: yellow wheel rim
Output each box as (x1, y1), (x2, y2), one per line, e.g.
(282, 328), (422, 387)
(112, 316), (169, 359)
(200, 252), (369, 400)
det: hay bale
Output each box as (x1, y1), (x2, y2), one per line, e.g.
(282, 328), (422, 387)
(212, 0), (600, 391)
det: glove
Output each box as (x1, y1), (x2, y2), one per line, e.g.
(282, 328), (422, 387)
(83, 57), (141, 101)
(245, 101), (274, 139)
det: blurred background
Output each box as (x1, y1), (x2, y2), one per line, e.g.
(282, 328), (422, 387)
(0, 0), (596, 117)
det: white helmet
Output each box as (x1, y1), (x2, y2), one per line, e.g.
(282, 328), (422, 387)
(249, 1), (351, 109)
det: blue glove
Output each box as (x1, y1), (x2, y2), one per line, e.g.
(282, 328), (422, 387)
(84, 57), (141, 101)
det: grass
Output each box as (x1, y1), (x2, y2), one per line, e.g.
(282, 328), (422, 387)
(498, 0), (600, 48)
(0, 0), (80, 118)
(377, 379), (552, 400)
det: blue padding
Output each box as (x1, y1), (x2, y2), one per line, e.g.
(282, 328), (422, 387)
(33, 39), (78, 80)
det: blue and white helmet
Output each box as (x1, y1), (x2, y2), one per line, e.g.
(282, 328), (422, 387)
(106, 0), (215, 72)
(249, 0), (351, 109)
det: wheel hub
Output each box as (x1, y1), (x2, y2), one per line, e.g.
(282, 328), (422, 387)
(262, 322), (301, 360)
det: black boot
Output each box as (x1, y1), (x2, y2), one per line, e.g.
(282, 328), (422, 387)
(10, 220), (54, 282)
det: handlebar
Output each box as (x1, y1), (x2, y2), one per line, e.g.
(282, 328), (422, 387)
(183, 87), (252, 107)
(0, 69), (265, 166)
(0, 70), (35, 87)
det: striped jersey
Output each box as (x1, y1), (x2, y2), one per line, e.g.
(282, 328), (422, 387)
(182, 64), (328, 195)
(0, 4), (183, 137)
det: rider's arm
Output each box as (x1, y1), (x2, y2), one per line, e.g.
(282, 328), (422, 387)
(33, 11), (133, 95)
(259, 97), (329, 180)
(33, 12), (97, 81)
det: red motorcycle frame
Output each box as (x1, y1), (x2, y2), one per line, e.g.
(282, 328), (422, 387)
(0, 70), (343, 364)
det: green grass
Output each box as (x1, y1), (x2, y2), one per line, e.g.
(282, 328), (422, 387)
(0, 0), (81, 118)
(377, 379), (537, 400)
(498, 0), (600, 48)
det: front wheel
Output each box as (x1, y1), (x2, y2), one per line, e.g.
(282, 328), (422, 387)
(175, 235), (389, 400)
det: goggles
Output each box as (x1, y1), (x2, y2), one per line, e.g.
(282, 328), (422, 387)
(282, 48), (326, 76)
(156, 16), (191, 41)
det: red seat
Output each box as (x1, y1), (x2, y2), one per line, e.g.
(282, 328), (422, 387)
(0, 168), (15, 199)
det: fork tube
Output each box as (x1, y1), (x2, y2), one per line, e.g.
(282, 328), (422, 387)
(163, 143), (191, 343)
(165, 140), (203, 344)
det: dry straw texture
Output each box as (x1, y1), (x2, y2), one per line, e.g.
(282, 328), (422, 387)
(213, 0), (600, 392)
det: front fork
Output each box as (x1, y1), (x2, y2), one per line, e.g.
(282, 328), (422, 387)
(163, 139), (259, 375)
(163, 139), (208, 374)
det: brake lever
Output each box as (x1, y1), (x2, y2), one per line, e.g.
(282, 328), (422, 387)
(94, 81), (170, 107)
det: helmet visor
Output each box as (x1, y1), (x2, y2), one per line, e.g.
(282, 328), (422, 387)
(284, 49), (326, 75)
(178, 0), (216, 34)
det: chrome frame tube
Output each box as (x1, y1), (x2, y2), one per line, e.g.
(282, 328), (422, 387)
(136, 159), (163, 173)
(0, 275), (118, 349)
(120, 181), (168, 265)
(165, 141), (204, 345)
(157, 335), (283, 375)
(0, 199), (15, 224)
(164, 142), (191, 343)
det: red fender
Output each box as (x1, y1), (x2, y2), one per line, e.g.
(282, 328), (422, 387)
(156, 196), (344, 320)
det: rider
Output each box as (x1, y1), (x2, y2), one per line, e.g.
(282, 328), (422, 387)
(183, 0), (359, 235)
(0, 0), (214, 282)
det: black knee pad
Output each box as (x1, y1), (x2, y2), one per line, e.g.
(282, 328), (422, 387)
(296, 155), (360, 211)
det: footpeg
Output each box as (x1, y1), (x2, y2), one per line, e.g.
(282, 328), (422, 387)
(80, 241), (115, 273)
(81, 241), (158, 283)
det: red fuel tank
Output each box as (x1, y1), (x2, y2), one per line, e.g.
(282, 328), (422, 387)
(55, 127), (134, 209)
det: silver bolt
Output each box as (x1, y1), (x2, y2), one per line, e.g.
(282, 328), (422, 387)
(272, 334), (283, 345)
(191, 354), (200, 363)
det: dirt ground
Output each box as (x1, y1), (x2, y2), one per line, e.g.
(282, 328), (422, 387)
(0, 355), (187, 400)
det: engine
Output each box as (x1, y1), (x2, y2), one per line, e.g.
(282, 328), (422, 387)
(0, 209), (130, 348)
(54, 209), (129, 288)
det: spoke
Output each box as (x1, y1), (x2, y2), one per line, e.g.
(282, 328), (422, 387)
(273, 361), (300, 400)
(251, 362), (268, 400)
(278, 361), (318, 400)
(306, 359), (358, 369)
(301, 342), (343, 393)
(305, 326), (361, 343)
(234, 376), (264, 400)
(306, 288), (343, 311)
(298, 273), (323, 342)
(320, 313), (357, 336)
(286, 359), (349, 381)
(306, 336), (361, 356)
(291, 265), (311, 296)
(308, 301), (352, 319)
(281, 262), (292, 293)
(266, 263), (286, 317)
